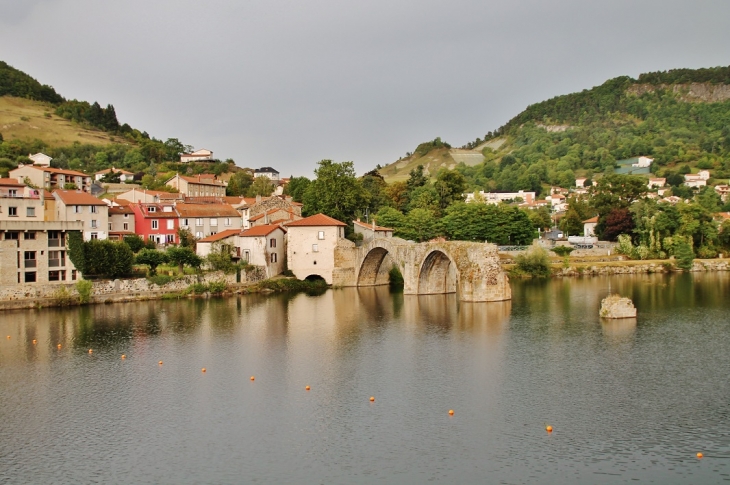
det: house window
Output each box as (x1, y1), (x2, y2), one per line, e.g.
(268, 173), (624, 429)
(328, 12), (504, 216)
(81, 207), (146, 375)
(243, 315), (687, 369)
(91, 206), (98, 213)
(224, 218), (231, 226)
(74, 206), (82, 213)
(270, 238), (276, 248)
(71, 270), (77, 281)
(23, 232), (36, 240)
(26, 207), (36, 217)
(243, 250), (250, 262)
(151, 220), (159, 230)
(183, 218), (189, 227)
(8, 207), (17, 217)
(9, 189), (17, 197)
(123, 222), (129, 231)
(312, 244), (319, 252)
(24, 251), (37, 268)
(48, 271), (61, 282)
(90, 220), (97, 229)
(148, 206), (156, 213)
(148, 235), (155, 241)
(195, 231), (203, 238)
(5, 231), (18, 240)
(196, 218), (203, 227)
(270, 253), (277, 263)
(24, 272), (36, 283)
(90, 233), (98, 240)
(108, 222), (112, 230)
(166, 234), (175, 243)
(49, 251), (61, 267)
(210, 218), (218, 227)
(318, 231), (325, 240)
(167, 219), (174, 230)
(48, 231), (61, 246)
(124, 213), (128, 218)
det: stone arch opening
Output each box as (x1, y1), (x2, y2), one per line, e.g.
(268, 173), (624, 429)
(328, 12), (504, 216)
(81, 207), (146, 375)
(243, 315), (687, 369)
(305, 274), (326, 282)
(418, 250), (458, 295)
(357, 246), (394, 287)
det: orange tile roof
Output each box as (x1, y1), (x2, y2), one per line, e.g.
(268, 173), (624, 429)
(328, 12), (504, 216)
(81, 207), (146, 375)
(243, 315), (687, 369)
(249, 208), (299, 222)
(285, 213), (346, 227)
(27, 165), (88, 177)
(54, 190), (107, 206)
(240, 224), (286, 237)
(198, 229), (241, 242)
(353, 220), (393, 231)
(109, 206), (134, 215)
(0, 178), (24, 187)
(175, 203), (240, 218)
(179, 175), (226, 186)
(582, 216), (599, 223)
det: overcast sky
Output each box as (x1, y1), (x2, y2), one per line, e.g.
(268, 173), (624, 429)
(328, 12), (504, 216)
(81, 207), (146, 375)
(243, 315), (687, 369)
(1, 0), (729, 177)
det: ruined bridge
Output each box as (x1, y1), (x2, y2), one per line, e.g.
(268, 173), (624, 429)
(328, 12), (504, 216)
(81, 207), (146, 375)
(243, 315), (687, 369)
(332, 237), (511, 302)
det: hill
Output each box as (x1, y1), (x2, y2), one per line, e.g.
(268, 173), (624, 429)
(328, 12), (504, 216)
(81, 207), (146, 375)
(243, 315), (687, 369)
(378, 66), (730, 194)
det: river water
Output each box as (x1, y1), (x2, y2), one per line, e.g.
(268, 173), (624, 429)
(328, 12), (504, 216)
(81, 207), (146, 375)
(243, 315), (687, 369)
(1, 273), (729, 484)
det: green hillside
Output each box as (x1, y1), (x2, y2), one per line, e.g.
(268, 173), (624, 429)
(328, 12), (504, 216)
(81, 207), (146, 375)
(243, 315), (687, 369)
(379, 66), (730, 195)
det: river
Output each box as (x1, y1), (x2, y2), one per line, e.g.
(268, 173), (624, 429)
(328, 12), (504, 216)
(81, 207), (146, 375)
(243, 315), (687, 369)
(1, 273), (729, 484)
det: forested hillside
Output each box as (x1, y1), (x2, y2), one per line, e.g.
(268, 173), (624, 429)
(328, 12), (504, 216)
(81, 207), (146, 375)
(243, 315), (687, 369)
(380, 66), (730, 196)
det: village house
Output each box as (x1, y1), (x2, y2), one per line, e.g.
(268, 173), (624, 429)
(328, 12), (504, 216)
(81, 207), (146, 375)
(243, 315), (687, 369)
(180, 149), (213, 163)
(684, 171), (710, 188)
(631, 156), (653, 168)
(648, 178), (666, 189)
(116, 188), (184, 204)
(28, 153), (53, 167)
(241, 195), (303, 229)
(129, 202), (179, 245)
(107, 201), (136, 241)
(545, 193), (568, 212)
(10, 165), (93, 192)
(0, 220), (83, 284)
(254, 167), (280, 182)
(583, 216), (598, 237)
(94, 167), (135, 183)
(286, 213), (347, 284)
(714, 184), (729, 202)
(0, 179), (52, 222)
(353, 219), (393, 241)
(53, 190), (109, 240)
(464, 190), (536, 205)
(165, 174), (226, 198)
(176, 203), (241, 239)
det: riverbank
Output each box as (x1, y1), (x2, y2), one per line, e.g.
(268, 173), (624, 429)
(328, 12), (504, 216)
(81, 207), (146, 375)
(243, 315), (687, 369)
(503, 257), (730, 277)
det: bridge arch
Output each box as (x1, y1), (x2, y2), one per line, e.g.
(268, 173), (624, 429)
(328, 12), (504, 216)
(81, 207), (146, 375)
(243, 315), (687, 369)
(418, 249), (458, 294)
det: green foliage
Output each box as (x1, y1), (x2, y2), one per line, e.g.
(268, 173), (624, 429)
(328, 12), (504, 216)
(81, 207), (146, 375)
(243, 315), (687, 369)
(53, 286), (77, 306)
(206, 243), (237, 273)
(302, 160), (369, 224)
(66, 231), (86, 275)
(226, 170), (254, 196)
(78, 239), (133, 278)
(257, 277), (328, 295)
(135, 248), (168, 275)
(551, 245), (574, 257)
(406, 164), (429, 191)
(399, 208), (440, 242)
(719, 220), (730, 251)
(673, 237), (695, 271)
(166, 246), (203, 274)
(514, 245), (552, 277)
(249, 175), (275, 197)
(148, 274), (174, 286)
(440, 202), (536, 244)
(388, 265), (404, 290)
(177, 227), (196, 248)
(189, 282), (209, 294)
(207, 280), (228, 294)
(76, 280), (93, 304)
(284, 176), (311, 202)
(0, 60), (64, 103)
(413, 137), (451, 157)
(123, 234), (145, 253)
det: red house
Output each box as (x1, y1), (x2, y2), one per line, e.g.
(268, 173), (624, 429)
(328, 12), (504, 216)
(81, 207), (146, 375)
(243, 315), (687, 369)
(129, 202), (179, 245)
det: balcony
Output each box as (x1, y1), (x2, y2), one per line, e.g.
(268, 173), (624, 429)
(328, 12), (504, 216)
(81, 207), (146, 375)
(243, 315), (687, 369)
(24, 259), (37, 268)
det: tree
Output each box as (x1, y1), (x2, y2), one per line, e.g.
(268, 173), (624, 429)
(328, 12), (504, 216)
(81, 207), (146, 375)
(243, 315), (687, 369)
(284, 176), (311, 202)
(718, 220), (730, 251)
(360, 170), (389, 216)
(383, 181), (409, 212)
(249, 175), (275, 197)
(302, 160), (369, 224)
(123, 234), (145, 253)
(406, 165), (428, 192)
(177, 227), (196, 248)
(226, 171), (254, 196)
(407, 185), (440, 214)
(375, 207), (406, 231)
(434, 169), (467, 210)
(399, 209), (439, 242)
(560, 206), (586, 237)
(135, 249), (168, 275)
(206, 243), (236, 273)
(602, 208), (635, 242)
(166, 246), (202, 274)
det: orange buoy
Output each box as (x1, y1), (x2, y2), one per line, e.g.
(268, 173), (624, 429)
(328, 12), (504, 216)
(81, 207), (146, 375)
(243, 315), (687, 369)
(32, 339), (37, 344)
(305, 385), (310, 391)
(250, 376), (255, 381)
(697, 452), (703, 459)
(369, 396), (375, 402)
(88, 349), (93, 354)
(546, 425), (553, 433)
(202, 368), (206, 373)
(121, 354), (126, 359)
(57, 344), (62, 349)
(449, 409), (454, 416)
(6, 335), (10, 339)
(158, 360), (163, 365)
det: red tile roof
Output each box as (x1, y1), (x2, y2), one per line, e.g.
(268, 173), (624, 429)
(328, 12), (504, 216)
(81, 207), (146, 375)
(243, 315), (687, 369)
(240, 224), (286, 237)
(54, 190), (107, 206)
(583, 216), (598, 223)
(285, 213), (346, 227)
(198, 229), (240, 242)
(109, 206), (134, 215)
(175, 203), (240, 218)
(0, 178), (24, 187)
(27, 165), (88, 177)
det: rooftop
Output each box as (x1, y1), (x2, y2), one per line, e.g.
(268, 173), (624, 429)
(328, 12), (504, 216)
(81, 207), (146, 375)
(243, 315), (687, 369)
(198, 229), (240, 243)
(285, 213), (347, 227)
(240, 224), (286, 237)
(54, 190), (107, 206)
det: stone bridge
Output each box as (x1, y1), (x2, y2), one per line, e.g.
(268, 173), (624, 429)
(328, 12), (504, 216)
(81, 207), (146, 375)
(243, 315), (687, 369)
(332, 237), (511, 302)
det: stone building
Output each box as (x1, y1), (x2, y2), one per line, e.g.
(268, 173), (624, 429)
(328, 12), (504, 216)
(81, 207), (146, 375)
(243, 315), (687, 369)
(165, 174), (226, 197)
(285, 213), (347, 284)
(10, 165), (93, 192)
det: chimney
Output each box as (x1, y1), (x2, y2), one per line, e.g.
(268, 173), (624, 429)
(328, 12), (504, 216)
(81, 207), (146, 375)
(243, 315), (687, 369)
(256, 194), (261, 203)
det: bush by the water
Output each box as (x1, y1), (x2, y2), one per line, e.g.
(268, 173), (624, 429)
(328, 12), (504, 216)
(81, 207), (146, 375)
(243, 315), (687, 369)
(257, 278), (328, 295)
(514, 245), (552, 277)
(551, 245), (574, 257)
(388, 265), (404, 289)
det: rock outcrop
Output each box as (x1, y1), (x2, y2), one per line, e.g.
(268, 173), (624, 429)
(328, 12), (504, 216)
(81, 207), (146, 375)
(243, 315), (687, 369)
(600, 294), (637, 319)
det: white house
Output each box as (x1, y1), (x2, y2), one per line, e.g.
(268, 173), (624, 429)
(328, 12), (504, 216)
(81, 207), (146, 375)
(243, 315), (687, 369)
(254, 167), (280, 182)
(583, 216), (598, 238)
(28, 153), (52, 167)
(237, 225), (287, 277)
(94, 167), (135, 182)
(631, 156), (653, 168)
(353, 219), (393, 241)
(53, 190), (109, 241)
(180, 149), (213, 163)
(648, 178), (666, 189)
(286, 213), (347, 284)
(465, 190), (535, 204)
(545, 193), (568, 212)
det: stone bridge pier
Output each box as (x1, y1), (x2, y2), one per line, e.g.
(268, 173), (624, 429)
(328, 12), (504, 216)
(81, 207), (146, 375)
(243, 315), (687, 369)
(333, 237), (511, 302)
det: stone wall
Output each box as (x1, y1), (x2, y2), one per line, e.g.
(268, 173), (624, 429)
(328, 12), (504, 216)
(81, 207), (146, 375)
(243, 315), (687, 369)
(0, 267), (267, 310)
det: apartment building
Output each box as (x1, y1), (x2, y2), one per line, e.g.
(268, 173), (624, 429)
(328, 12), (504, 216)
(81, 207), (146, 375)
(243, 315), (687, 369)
(53, 190), (109, 240)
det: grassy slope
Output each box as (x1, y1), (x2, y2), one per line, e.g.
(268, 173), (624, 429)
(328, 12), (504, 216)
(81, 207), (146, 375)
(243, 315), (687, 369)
(0, 96), (127, 147)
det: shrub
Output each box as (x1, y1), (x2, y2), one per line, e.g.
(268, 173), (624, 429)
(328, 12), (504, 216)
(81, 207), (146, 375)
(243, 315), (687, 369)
(674, 237), (695, 271)
(76, 280), (93, 304)
(208, 280), (227, 294)
(190, 282), (209, 294)
(514, 245), (552, 277)
(53, 286), (77, 306)
(388, 265), (404, 289)
(551, 245), (574, 257)
(123, 235), (146, 253)
(148, 274), (174, 286)
(206, 243), (237, 273)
